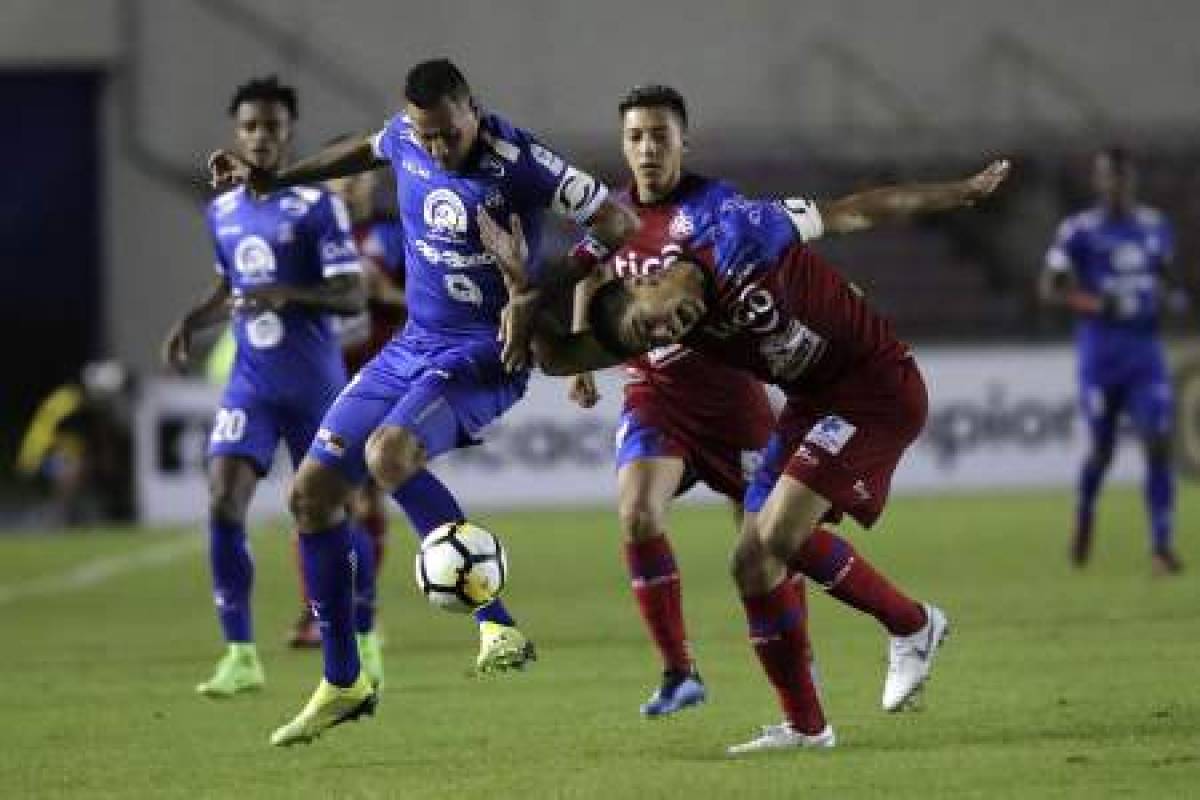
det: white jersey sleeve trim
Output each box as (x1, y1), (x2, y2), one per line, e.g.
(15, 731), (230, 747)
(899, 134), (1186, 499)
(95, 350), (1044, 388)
(322, 260), (363, 277)
(781, 197), (824, 242)
(369, 128), (386, 160)
(551, 166), (609, 224)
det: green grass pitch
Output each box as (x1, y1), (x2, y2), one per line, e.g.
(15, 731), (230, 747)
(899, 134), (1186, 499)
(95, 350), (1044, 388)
(1, 487), (1197, 798)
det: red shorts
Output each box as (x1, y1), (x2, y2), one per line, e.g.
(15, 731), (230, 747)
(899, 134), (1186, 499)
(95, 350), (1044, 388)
(617, 383), (775, 502)
(744, 356), (928, 527)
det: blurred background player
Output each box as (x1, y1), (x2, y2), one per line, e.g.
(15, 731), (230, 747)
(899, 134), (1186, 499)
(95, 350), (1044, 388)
(208, 58), (638, 746)
(163, 76), (381, 699)
(15, 360), (135, 528)
(288, 164), (407, 648)
(480, 150), (1007, 753)
(581, 84), (1008, 717)
(1040, 147), (1185, 575)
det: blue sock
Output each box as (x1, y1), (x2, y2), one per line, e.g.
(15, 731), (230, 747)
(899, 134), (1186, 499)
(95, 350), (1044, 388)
(300, 521), (359, 686)
(350, 524), (377, 635)
(393, 469), (518, 627)
(1078, 459), (1106, 519)
(209, 519), (253, 643)
(1145, 456), (1175, 552)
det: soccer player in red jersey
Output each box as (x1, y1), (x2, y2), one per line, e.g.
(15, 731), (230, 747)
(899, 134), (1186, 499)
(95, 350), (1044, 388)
(564, 85), (1009, 719)
(479, 148), (1007, 751)
(288, 167), (407, 648)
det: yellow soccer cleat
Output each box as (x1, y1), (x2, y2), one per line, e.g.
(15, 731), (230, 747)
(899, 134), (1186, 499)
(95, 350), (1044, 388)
(357, 631), (386, 692)
(269, 673), (377, 747)
(196, 644), (265, 698)
(475, 622), (537, 675)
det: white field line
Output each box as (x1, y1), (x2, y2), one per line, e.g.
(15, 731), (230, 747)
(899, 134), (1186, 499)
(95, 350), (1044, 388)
(0, 535), (204, 606)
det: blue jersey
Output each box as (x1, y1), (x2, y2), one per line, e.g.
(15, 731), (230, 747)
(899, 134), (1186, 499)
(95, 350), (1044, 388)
(370, 111), (608, 342)
(1046, 205), (1174, 373)
(207, 185), (360, 401)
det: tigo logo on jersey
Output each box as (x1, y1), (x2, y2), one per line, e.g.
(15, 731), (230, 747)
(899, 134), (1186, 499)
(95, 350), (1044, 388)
(423, 188), (469, 241)
(804, 415), (856, 455)
(233, 235), (276, 281)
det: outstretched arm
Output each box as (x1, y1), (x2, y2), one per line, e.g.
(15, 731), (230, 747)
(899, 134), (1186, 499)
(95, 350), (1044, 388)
(208, 135), (385, 194)
(810, 159), (1011, 237)
(162, 276), (233, 372)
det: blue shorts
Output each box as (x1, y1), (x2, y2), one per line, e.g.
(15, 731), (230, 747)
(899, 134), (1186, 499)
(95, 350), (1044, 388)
(207, 382), (341, 475)
(308, 335), (528, 485)
(1080, 366), (1173, 442)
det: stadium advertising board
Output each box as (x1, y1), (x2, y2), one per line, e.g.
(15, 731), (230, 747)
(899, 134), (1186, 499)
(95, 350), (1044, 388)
(136, 345), (1195, 523)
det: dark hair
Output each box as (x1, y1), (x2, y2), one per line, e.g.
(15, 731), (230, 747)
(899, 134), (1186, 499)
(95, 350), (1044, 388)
(405, 58), (472, 108)
(618, 84), (688, 128)
(586, 280), (639, 358)
(228, 75), (298, 118)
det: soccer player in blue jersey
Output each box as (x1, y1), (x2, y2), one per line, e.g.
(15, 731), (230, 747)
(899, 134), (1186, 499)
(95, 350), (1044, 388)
(163, 77), (385, 697)
(208, 59), (638, 745)
(1041, 147), (1185, 575)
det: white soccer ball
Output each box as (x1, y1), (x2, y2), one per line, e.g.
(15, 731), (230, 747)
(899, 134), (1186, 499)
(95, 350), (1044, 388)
(415, 521), (508, 613)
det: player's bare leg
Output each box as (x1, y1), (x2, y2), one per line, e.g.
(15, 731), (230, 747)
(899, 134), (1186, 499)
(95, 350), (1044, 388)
(728, 481), (833, 754)
(368, 425), (534, 674)
(618, 457), (706, 716)
(271, 459), (375, 747)
(197, 456), (265, 698)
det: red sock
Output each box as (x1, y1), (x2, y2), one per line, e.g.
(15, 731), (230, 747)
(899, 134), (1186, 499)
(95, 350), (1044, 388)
(741, 578), (826, 734)
(790, 527), (925, 636)
(361, 510), (388, 570)
(624, 534), (691, 674)
(293, 530), (312, 608)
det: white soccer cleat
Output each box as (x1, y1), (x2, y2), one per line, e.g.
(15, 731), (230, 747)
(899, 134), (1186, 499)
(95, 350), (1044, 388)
(727, 723), (836, 756)
(882, 603), (949, 712)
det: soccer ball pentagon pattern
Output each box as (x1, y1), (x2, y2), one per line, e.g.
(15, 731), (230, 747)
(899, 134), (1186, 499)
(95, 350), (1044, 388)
(415, 521), (508, 613)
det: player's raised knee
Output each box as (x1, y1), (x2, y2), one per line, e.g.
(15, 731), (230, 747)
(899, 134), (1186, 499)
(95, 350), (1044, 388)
(289, 459), (347, 532)
(365, 426), (426, 492)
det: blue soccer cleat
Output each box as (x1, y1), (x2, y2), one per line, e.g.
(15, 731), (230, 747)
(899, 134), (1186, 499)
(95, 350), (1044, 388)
(640, 671), (707, 717)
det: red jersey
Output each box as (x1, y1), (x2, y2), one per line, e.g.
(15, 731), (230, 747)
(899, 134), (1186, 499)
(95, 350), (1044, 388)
(682, 193), (908, 396)
(614, 175), (772, 448)
(341, 219), (406, 373)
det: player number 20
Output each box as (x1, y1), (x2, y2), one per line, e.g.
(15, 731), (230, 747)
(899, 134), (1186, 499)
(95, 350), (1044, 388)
(211, 408), (247, 443)
(444, 273), (483, 306)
